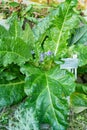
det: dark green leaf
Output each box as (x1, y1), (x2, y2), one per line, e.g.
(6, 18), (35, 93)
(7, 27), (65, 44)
(20, 63), (41, 77)
(70, 25), (87, 45)
(24, 66), (75, 129)
(73, 44), (87, 66)
(70, 92), (87, 107)
(0, 25), (8, 39)
(33, 0), (80, 60)
(0, 38), (32, 66)
(0, 80), (25, 107)
(76, 83), (87, 95)
(0, 64), (26, 107)
(9, 2), (20, 7)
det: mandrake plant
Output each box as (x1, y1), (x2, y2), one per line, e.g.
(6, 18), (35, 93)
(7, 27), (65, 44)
(0, 0), (87, 129)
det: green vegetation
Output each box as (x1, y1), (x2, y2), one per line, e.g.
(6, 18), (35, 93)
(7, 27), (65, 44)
(0, 0), (87, 129)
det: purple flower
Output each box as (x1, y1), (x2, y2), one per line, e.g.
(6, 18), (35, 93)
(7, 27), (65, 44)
(40, 53), (45, 62)
(45, 51), (53, 56)
(40, 51), (53, 62)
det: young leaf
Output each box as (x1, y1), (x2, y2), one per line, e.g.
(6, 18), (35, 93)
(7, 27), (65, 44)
(22, 23), (35, 49)
(9, 19), (22, 39)
(33, 15), (52, 43)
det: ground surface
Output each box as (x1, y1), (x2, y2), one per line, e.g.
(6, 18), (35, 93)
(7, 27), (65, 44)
(0, 105), (87, 130)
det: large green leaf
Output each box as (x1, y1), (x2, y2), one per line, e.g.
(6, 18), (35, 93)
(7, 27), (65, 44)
(0, 38), (32, 66)
(0, 80), (25, 107)
(70, 83), (87, 110)
(0, 16), (35, 108)
(0, 65), (26, 107)
(70, 83), (87, 113)
(76, 83), (87, 95)
(0, 20), (35, 66)
(73, 44), (87, 66)
(20, 63), (41, 77)
(0, 25), (8, 39)
(33, 0), (80, 60)
(70, 92), (87, 107)
(69, 25), (87, 66)
(45, 0), (79, 57)
(24, 66), (75, 129)
(8, 18), (35, 48)
(70, 83), (87, 108)
(70, 25), (87, 45)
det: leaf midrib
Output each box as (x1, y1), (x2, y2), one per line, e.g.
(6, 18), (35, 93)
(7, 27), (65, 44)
(54, 1), (72, 56)
(0, 81), (25, 87)
(45, 73), (59, 126)
(0, 50), (27, 60)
